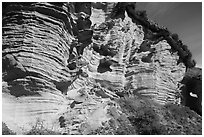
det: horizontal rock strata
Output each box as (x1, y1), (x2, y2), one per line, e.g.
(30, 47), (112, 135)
(2, 2), (198, 135)
(2, 2), (116, 134)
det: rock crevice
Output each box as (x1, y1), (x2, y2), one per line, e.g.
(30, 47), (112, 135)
(2, 2), (201, 135)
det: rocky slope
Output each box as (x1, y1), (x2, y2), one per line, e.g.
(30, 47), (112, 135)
(2, 2), (201, 135)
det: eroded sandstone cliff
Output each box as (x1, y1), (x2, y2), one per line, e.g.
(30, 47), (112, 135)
(2, 2), (201, 135)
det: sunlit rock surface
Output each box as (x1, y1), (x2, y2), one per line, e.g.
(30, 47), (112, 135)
(2, 2), (200, 135)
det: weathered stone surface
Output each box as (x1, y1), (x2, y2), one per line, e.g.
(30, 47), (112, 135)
(2, 2), (201, 135)
(2, 2), (118, 134)
(89, 7), (186, 105)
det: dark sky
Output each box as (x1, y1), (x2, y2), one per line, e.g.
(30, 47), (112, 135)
(137, 2), (202, 68)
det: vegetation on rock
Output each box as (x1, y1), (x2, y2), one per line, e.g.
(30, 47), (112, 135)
(2, 2), (201, 135)
(115, 96), (202, 135)
(2, 122), (16, 135)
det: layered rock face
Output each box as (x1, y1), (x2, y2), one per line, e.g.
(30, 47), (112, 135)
(2, 2), (199, 135)
(3, 2), (76, 134)
(87, 3), (186, 105)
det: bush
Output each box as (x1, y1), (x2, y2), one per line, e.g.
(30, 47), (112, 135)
(163, 103), (202, 135)
(2, 122), (16, 135)
(127, 110), (165, 134)
(26, 119), (61, 135)
(116, 96), (202, 135)
(116, 96), (167, 134)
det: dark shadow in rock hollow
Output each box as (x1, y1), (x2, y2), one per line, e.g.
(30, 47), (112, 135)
(97, 58), (113, 73)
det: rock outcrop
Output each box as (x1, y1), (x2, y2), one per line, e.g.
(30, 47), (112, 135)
(181, 67), (202, 115)
(2, 2), (201, 135)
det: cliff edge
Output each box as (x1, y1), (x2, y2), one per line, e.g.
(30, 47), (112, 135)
(2, 2), (201, 135)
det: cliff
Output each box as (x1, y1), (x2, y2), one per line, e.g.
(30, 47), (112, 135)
(2, 2), (201, 135)
(181, 67), (202, 115)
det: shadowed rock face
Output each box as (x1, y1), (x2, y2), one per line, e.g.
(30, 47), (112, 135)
(181, 67), (202, 115)
(2, 2), (200, 135)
